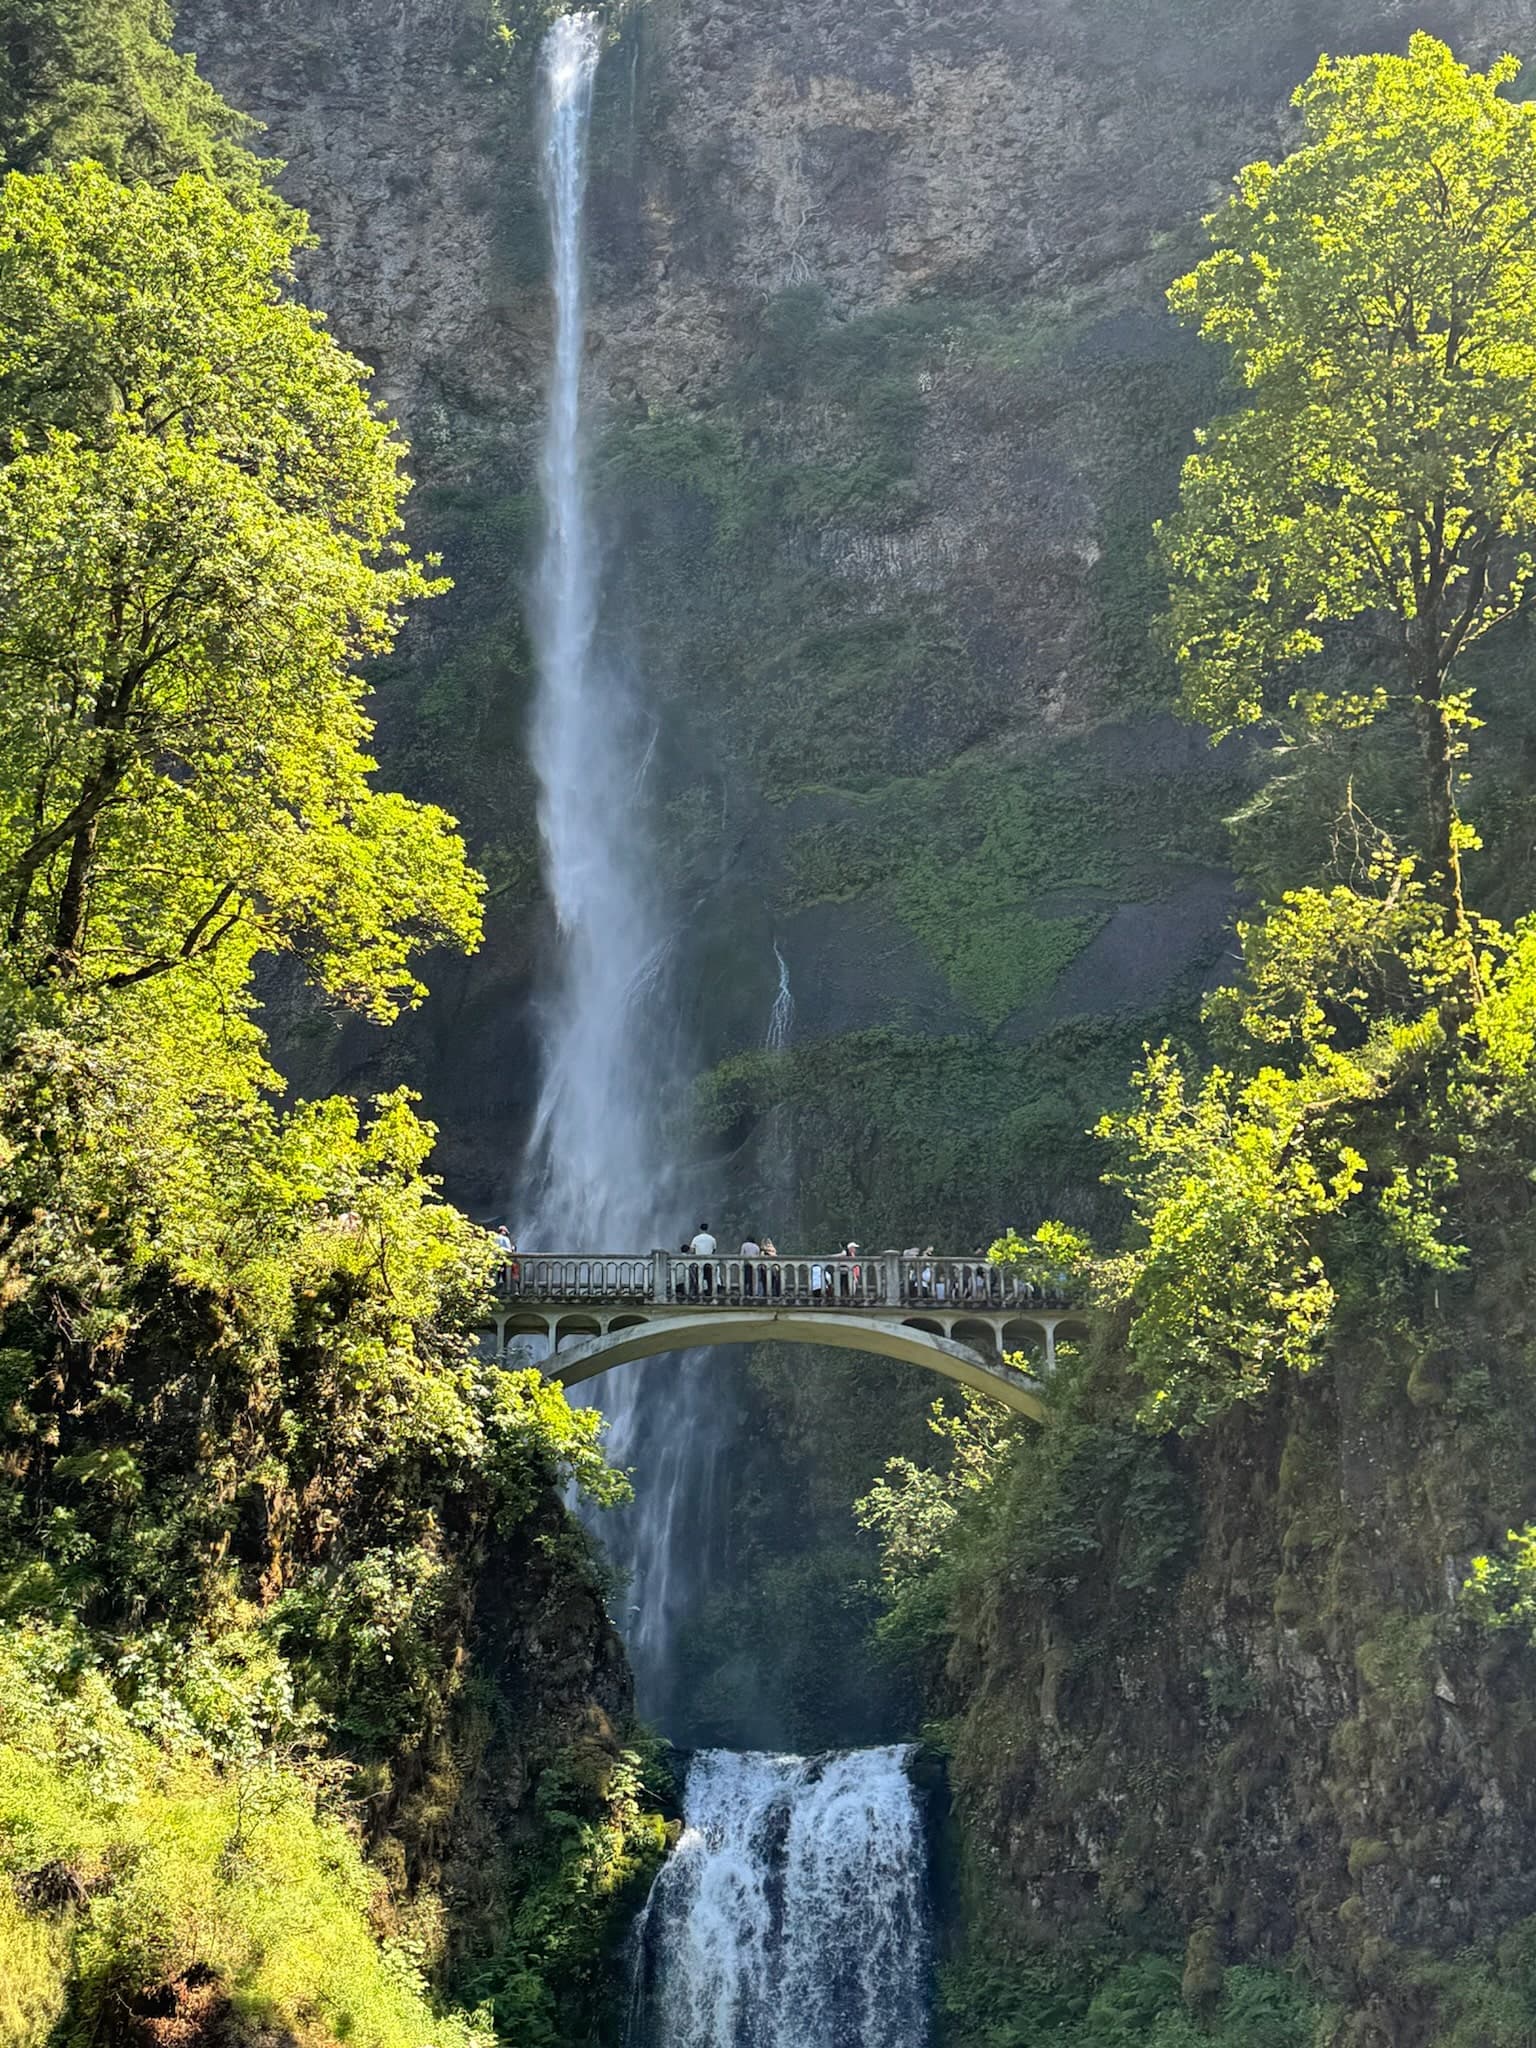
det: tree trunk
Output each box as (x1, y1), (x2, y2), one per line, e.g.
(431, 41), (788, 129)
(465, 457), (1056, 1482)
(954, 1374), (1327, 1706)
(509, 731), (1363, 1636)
(1412, 666), (1478, 1000)
(49, 811), (100, 974)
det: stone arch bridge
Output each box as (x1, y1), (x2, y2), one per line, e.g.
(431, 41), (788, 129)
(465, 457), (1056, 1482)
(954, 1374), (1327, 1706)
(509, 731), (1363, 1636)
(487, 1254), (1090, 1421)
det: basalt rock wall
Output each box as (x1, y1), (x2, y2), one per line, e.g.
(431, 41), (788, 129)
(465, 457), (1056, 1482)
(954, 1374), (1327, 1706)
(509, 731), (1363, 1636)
(177, 0), (1530, 1237)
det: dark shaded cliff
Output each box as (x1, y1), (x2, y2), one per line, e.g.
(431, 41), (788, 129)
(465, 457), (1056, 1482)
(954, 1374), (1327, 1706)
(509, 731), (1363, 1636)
(920, 1254), (1536, 2044)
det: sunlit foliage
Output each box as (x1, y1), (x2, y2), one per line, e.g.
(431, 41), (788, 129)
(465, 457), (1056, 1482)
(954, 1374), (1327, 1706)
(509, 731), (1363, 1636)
(0, 163), (482, 1017)
(1161, 36), (1536, 948)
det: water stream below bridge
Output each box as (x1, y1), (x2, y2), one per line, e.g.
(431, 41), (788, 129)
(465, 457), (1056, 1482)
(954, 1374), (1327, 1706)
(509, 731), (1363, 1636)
(520, 16), (935, 2042)
(627, 1748), (931, 2048)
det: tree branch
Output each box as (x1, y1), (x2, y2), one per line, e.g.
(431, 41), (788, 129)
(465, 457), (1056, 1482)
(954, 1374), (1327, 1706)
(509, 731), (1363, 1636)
(99, 883), (243, 990)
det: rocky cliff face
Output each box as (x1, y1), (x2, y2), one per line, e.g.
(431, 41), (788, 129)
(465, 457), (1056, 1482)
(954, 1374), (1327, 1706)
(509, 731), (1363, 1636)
(935, 1271), (1536, 2044)
(178, 0), (1527, 1235)
(169, 0), (1536, 2021)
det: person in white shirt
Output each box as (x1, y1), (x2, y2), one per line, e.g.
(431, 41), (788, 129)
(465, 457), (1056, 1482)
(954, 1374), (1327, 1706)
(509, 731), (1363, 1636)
(690, 1223), (717, 1297)
(740, 1234), (761, 1299)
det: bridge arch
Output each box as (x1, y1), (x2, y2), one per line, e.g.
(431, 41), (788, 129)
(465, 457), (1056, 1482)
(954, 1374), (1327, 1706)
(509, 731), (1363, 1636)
(533, 1311), (1049, 1421)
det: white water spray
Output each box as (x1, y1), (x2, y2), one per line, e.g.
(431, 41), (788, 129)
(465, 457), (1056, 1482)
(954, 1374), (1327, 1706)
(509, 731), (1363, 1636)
(523, 12), (674, 1244)
(628, 1747), (931, 2048)
(521, 13), (731, 1720)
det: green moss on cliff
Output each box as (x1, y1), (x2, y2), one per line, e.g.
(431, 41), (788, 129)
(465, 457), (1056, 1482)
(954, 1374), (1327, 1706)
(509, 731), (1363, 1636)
(784, 727), (1238, 1024)
(701, 1015), (1148, 1246)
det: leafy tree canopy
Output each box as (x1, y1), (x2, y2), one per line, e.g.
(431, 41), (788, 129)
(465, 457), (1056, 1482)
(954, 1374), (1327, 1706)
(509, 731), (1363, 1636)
(0, 25), (661, 2041)
(1092, 38), (1536, 1422)
(0, 0), (275, 206)
(0, 163), (483, 1020)
(1160, 34), (1536, 942)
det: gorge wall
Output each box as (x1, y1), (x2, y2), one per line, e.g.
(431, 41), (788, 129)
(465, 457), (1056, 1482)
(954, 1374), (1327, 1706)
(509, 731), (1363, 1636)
(162, 6), (1536, 2036)
(177, 0), (1528, 1240)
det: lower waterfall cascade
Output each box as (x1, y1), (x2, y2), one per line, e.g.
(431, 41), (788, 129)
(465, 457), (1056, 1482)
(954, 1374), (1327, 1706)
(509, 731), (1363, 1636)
(626, 1746), (932, 2048)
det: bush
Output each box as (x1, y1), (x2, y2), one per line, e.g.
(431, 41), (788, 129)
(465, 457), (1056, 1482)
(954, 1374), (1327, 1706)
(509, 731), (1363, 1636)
(0, 1623), (492, 2048)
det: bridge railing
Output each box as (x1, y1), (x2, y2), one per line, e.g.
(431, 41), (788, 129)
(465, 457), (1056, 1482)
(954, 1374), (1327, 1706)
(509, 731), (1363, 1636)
(664, 1256), (888, 1308)
(494, 1252), (1077, 1313)
(508, 1255), (652, 1302)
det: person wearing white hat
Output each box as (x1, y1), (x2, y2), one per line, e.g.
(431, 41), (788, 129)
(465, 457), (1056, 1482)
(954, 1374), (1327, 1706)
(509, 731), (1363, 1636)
(842, 1240), (862, 1299)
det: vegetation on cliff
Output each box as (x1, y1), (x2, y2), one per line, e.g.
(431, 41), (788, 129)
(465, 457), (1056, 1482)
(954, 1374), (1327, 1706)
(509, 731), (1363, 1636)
(0, 11), (662, 2044)
(854, 38), (1536, 2048)
(0, 0), (274, 202)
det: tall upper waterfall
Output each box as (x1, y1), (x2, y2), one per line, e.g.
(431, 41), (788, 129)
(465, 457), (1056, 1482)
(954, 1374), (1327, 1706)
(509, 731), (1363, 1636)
(627, 1748), (932, 2048)
(520, 12), (731, 1721)
(523, 11), (673, 1245)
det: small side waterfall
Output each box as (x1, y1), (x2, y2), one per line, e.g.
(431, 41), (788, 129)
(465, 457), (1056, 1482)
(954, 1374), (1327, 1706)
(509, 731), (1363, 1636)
(757, 940), (798, 1243)
(767, 942), (795, 1054)
(628, 1748), (931, 2048)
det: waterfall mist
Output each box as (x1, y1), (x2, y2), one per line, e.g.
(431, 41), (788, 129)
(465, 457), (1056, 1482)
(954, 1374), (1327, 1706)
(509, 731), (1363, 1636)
(523, 11), (671, 1245)
(627, 1747), (932, 2048)
(519, 12), (734, 1724)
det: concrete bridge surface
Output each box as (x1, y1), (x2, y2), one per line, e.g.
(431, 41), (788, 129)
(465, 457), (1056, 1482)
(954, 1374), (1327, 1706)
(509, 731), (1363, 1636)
(486, 1253), (1090, 1419)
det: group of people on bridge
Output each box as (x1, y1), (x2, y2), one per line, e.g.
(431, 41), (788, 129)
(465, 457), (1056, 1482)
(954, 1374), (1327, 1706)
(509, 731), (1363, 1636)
(486, 1220), (1073, 1311)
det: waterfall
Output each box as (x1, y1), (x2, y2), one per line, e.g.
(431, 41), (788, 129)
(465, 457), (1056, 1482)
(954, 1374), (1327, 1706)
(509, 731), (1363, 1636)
(628, 1747), (931, 2048)
(524, 36), (935, 2046)
(523, 10), (670, 1247)
(520, 12), (731, 1723)
(767, 942), (795, 1054)
(758, 941), (798, 1240)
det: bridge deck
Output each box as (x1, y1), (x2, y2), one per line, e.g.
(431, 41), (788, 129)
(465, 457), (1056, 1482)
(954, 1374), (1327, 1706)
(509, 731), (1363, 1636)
(496, 1251), (1073, 1315)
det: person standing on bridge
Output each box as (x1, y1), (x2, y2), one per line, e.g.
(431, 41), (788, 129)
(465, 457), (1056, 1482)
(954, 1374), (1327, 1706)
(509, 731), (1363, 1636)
(842, 1241), (861, 1299)
(740, 1233), (761, 1300)
(690, 1222), (717, 1298)
(491, 1228), (518, 1293)
(762, 1237), (780, 1297)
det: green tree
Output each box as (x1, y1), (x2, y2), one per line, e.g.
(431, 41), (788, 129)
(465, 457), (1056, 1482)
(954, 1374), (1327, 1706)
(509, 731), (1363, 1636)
(0, 0), (273, 203)
(1160, 35), (1536, 962)
(0, 163), (482, 1017)
(1096, 863), (1480, 1423)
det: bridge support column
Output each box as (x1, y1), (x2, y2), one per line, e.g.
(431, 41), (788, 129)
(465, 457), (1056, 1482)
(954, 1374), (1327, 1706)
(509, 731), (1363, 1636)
(1043, 1319), (1058, 1374)
(883, 1253), (904, 1307)
(651, 1249), (670, 1304)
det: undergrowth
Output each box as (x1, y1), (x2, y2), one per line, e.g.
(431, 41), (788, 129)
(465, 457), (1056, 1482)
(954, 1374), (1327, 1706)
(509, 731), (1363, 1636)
(0, 1625), (490, 2048)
